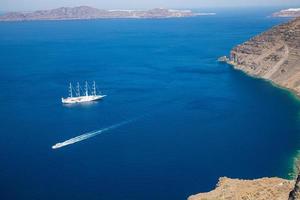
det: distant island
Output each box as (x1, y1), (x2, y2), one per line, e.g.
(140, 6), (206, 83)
(0, 6), (215, 21)
(272, 8), (300, 17)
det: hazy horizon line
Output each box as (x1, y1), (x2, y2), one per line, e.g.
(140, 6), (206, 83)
(1, 5), (300, 13)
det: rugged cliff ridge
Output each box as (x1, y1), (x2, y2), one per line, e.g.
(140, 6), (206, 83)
(0, 6), (212, 21)
(229, 17), (300, 96)
(289, 174), (300, 200)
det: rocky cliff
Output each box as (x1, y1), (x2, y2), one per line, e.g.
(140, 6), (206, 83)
(0, 6), (212, 21)
(289, 174), (300, 200)
(189, 177), (294, 200)
(229, 17), (300, 96)
(190, 17), (300, 200)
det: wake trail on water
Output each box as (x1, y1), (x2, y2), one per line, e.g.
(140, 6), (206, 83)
(52, 118), (136, 150)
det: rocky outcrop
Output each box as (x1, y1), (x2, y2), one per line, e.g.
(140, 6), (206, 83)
(0, 6), (213, 21)
(189, 177), (294, 200)
(273, 8), (300, 18)
(289, 174), (300, 200)
(229, 17), (300, 96)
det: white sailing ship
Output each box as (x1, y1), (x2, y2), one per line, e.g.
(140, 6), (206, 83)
(62, 81), (106, 104)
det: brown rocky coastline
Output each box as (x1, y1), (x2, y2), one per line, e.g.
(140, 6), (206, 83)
(228, 17), (300, 97)
(190, 16), (300, 200)
(189, 177), (294, 200)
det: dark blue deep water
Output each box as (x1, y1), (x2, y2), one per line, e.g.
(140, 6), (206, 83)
(0, 8), (300, 200)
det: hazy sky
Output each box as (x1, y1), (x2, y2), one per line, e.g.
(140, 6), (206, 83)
(1, 0), (300, 11)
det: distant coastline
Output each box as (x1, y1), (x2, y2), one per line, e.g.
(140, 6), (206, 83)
(0, 6), (216, 21)
(272, 8), (300, 18)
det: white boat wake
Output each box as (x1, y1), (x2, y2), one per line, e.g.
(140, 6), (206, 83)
(52, 119), (133, 149)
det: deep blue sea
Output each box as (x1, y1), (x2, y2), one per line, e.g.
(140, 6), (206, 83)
(0, 7), (300, 200)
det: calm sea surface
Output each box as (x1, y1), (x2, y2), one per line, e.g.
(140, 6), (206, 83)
(0, 8), (299, 200)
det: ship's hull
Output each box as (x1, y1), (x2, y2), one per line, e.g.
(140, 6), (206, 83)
(61, 95), (106, 104)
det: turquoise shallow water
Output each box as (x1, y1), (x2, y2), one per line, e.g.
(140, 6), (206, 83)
(0, 7), (300, 200)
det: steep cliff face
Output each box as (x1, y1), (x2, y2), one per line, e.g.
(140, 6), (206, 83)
(289, 174), (300, 200)
(229, 17), (300, 96)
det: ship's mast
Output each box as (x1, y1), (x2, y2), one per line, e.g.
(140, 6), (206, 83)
(69, 83), (73, 97)
(76, 82), (80, 97)
(93, 81), (96, 96)
(85, 81), (88, 96)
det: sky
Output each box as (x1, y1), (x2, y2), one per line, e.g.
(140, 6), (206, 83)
(1, 0), (300, 11)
